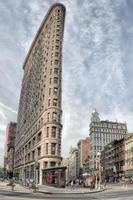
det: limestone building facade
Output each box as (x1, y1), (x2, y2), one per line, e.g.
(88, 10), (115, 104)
(124, 133), (133, 177)
(67, 147), (79, 180)
(14, 3), (65, 184)
(89, 109), (127, 173)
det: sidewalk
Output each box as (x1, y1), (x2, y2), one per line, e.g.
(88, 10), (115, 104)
(106, 183), (133, 191)
(0, 181), (30, 193)
(37, 184), (105, 194)
(37, 182), (133, 194)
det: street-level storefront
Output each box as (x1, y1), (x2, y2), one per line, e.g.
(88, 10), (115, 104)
(125, 170), (133, 177)
(42, 166), (66, 187)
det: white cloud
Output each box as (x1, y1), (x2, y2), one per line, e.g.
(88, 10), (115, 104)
(0, 0), (133, 164)
(0, 102), (17, 114)
(0, 124), (6, 132)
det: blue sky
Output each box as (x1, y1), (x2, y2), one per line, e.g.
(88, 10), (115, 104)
(0, 0), (133, 166)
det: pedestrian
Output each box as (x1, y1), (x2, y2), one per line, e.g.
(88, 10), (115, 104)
(70, 180), (74, 189)
(65, 180), (68, 188)
(104, 179), (107, 189)
(123, 177), (128, 189)
(76, 179), (79, 187)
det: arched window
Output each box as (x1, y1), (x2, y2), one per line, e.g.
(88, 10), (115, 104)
(52, 126), (56, 137)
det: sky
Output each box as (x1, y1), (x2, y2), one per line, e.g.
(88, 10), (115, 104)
(0, 0), (133, 166)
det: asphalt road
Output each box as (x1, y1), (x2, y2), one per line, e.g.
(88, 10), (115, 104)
(0, 189), (133, 200)
(0, 181), (133, 200)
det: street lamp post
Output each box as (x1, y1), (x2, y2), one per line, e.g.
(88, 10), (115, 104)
(35, 153), (39, 187)
(35, 162), (39, 187)
(21, 135), (26, 185)
(24, 168), (26, 186)
(95, 159), (98, 189)
(97, 152), (101, 190)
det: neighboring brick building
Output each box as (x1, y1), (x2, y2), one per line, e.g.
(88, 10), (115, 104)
(83, 155), (90, 174)
(4, 122), (16, 177)
(77, 137), (90, 176)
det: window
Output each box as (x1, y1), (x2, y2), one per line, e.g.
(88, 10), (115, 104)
(58, 114), (61, 122)
(32, 137), (36, 146)
(37, 132), (42, 142)
(52, 112), (57, 121)
(48, 99), (50, 106)
(58, 144), (61, 153)
(49, 78), (52, 84)
(58, 101), (61, 107)
(58, 129), (61, 139)
(51, 143), (56, 155)
(55, 52), (59, 57)
(41, 117), (43, 125)
(38, 147), (41, 157)
(44, 161), (48, 168)
(28, 153), (30, 162)
(51, 53), (53, 58)
(46, 127), (49, 137)
(53, 99), (57, 106)
(31, 165), (34, 178)
(50, 161), (56, 167)
(50, 69), (52, 74)
(28, 141), (31, 149)
(46, 143), (48, 154)
(55, 60), (59, 65)
(56, 29), (60, 33)
(54, 68), (59, 74)
(55, 45), (59, 50)
(49, 88), (51, 95)
(32, 151), (35, 160)
(56, 39), (59, 43)
(25, 145), (27, 151)
(53, 87), (58, 95)
(52, 126), (56, 137)
(54, 77), (58, 84)
(47, 113), (50, 122)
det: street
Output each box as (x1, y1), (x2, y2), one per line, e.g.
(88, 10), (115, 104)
(0, 181), (133, 200)
(0, 190), (133, 200)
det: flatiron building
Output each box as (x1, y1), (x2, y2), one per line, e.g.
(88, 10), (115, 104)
(14, 3), (65, 184)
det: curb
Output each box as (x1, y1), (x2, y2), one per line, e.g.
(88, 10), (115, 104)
(107, 186), (133, 192)
(36, 188), (106, 195)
